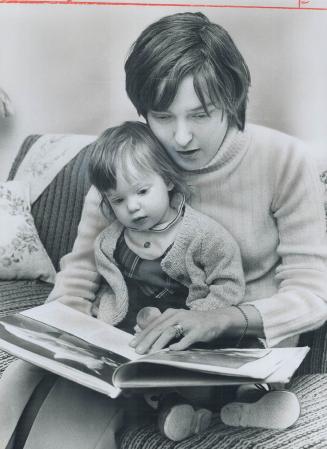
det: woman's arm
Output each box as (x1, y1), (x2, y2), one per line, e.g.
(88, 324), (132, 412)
(249, 142), (327, 347)
(47, 186), (109, 314)
(130, 304), (264, 354)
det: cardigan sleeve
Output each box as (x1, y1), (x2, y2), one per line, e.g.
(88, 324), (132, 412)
(248, 143), (327, 347)
(186, 222), (245, 310)
(47, 186), (109, 314)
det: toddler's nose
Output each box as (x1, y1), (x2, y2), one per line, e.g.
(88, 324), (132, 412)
(127, 197), (141, 213)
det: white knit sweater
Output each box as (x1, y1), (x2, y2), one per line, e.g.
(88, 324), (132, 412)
(48, 124), (327, 347)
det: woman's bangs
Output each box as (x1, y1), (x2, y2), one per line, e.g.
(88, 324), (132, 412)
(151, 75), (179, 112)
(193, 67), (226, 114)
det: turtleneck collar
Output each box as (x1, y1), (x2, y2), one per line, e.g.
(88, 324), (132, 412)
(182, 126), (251, 175)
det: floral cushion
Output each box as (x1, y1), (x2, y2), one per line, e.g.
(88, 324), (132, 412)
(0, 181), (56, 282)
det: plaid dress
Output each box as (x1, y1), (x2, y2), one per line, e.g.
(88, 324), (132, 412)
(114, 232), (188, 333)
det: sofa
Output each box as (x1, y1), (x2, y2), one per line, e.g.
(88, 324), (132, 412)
(1, 134), (327, 449)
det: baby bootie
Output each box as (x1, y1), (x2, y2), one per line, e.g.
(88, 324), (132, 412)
(220, 390), (300, 429)
(157, 393), (212, 441)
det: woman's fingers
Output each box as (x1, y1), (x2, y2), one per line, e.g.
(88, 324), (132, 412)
(169, 333), (197, 351)
(130, 309), (186, 354)
(169, 320), (220, 351)
(133, 319), (178, 354)
(130, 309), (180, 347)
(149, 326), (178, 353)
(129, 308), (231, 354)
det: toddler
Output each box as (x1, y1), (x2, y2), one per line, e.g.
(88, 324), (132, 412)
(88, 121), (245, 441)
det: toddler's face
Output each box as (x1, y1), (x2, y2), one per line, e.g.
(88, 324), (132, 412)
(107, 163), (175, 231)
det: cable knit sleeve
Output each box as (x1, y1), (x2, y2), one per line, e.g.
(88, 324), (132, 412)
(249, 142), (327, 347)
(185, 217), (245, 310)
(47, 186), (109, 314)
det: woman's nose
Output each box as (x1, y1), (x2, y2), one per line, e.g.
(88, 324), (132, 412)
(174, 120), (192, 147)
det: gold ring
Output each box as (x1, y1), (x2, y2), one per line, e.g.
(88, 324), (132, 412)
(174, 323), (184, 339)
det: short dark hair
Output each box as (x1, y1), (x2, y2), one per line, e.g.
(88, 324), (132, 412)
(89, 121), (189, 218)
(125, 12), (251, 130)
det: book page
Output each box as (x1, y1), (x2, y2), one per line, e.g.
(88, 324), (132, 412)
(22, 302), (139, 361)
(113, 346), (309, 388)
(0, 310), (135, 397)
(132, 347), (309, 378)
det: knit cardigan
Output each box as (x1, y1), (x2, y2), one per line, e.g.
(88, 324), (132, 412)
(48, 124), (327, 347)
(93, 204), (245, 325)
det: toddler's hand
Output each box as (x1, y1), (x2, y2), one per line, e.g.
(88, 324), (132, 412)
(133, 324), (142, 334)
(136, 306), (162, 331)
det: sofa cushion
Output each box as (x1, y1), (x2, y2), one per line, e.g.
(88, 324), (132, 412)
(0, 181), (55, 283)
(297, 321), (327, 375)
(8, 135), (95, 271)
(0, 280), (53, 374)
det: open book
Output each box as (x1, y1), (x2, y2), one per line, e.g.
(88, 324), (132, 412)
(0, 302), (309, 398)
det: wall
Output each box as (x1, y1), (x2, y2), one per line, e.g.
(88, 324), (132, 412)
(0, 5), (327, 180)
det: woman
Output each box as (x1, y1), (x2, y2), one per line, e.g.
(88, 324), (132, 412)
(51, 11), (327, 350)
(2, 11), (327, 449)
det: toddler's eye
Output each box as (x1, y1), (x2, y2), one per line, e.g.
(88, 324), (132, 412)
(110, 197), (123, 205)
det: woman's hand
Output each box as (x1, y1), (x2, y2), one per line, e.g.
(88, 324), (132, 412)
(129, 307), (235, 354)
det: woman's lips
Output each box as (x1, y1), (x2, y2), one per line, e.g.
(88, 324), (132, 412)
(176, 148), (200, 159)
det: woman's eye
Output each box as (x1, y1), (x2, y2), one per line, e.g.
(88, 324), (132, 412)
(153, 114), (171, 121)
(138, 188), (148, 195)
(192, 113), (209, 119)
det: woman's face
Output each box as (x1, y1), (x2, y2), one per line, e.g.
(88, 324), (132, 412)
(147, 75), (229, 171)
